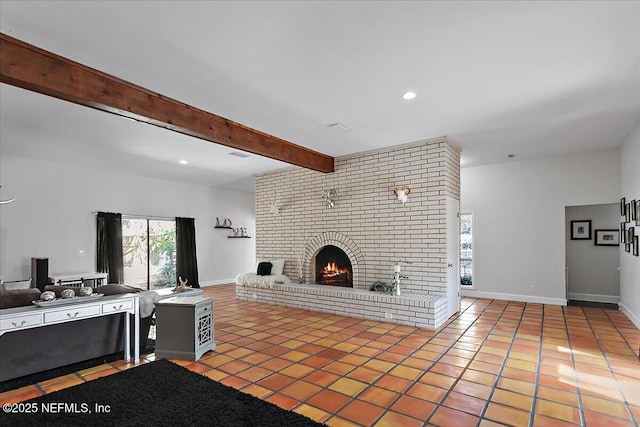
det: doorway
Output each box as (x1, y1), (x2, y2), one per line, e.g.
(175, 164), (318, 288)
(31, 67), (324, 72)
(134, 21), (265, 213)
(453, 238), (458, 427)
(565, 203), (620, 304)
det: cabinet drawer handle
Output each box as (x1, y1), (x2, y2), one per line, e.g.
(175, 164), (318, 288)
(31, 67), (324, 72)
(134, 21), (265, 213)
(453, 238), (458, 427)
(113, 304), (123, 310)
(11, 320), (26, 327)
(67, 312), (80, 318)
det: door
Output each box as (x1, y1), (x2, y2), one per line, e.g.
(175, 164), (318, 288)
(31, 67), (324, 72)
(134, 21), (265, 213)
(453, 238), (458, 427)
(446, 196), (461, 318)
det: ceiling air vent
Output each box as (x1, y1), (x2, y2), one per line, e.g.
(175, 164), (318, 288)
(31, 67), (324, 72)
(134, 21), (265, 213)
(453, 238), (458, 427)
(326, 122), (351, 133)
(229, 151), (251, 158)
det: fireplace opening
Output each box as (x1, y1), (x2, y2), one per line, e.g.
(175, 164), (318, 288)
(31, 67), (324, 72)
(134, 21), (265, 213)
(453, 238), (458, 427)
(315, 245), (353, 287)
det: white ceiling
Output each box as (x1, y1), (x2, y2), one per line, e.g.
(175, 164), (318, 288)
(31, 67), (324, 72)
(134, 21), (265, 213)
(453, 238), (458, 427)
(1, 1), (639, 192)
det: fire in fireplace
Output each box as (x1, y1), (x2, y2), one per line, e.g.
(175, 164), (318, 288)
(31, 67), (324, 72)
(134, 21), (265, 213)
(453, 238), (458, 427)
(315, 245), (353, 287)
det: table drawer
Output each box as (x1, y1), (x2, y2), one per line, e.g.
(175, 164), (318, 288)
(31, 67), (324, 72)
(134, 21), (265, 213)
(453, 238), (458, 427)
(102, 299), (133, 314)
(44, 305), (101, 323)
(195, 302), (212, 317)
(1, 313), (42, 331)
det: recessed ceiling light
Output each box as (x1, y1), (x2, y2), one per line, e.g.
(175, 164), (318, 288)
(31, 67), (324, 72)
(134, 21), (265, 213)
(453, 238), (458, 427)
(507, 154), (515, 159)
(179, 160), (188, 165)
(402, 91), (417, 100)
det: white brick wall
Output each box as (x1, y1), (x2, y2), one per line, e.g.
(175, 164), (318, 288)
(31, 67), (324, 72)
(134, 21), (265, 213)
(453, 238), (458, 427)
(252, 137), (460, 329)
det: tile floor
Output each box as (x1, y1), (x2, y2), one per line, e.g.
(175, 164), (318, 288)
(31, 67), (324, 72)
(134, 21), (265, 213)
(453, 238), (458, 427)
(1, 284), (639, 426)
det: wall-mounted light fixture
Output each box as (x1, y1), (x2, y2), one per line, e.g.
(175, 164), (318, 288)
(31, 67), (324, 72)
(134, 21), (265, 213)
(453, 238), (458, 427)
(393, 186), (411, 205)
(321, 189), (338, 209)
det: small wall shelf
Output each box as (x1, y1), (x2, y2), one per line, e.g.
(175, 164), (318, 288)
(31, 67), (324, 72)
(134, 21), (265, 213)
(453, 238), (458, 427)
(214, 226), (232, 229)
(228, 236), (251, 239)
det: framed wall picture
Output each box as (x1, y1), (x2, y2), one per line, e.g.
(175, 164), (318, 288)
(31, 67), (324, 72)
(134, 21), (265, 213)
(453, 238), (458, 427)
(636, 200), (640, 226)
(594, 230), (619, 246)
(621, 222), (627, 243)
(634, 236), (639, 257)
(629, 227), (635, 244)
(625, 203), (631, 222)
(631, 200), (637, 221)
(571, 220), (591, 240)
(621, 197), (626, 216)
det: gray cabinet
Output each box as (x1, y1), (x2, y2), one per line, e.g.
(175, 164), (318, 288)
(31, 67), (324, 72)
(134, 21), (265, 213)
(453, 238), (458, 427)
(154, 296), (215, 361)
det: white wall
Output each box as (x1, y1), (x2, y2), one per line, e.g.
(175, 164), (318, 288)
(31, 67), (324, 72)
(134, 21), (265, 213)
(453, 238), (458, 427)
(0, 155), (255, 285)
(460, 148), (620, 304)
(565, 204), (620, 302)
(619, 121), (640, 328)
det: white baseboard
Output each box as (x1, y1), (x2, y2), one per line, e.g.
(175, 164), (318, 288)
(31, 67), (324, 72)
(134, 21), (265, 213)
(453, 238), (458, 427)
(200, 279), (235, 287)
(460, 290), (566, 306)
(567, 293), (620, 304)
(619, 303), (640, 330)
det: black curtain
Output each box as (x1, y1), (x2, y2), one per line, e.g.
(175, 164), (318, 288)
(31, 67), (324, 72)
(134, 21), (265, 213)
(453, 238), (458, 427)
(96, 212), (124, 284)
(176, 217), (200, 288)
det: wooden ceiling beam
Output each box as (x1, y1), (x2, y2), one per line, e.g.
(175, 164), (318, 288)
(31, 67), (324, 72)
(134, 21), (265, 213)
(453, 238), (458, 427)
(0, 33), (334, 173)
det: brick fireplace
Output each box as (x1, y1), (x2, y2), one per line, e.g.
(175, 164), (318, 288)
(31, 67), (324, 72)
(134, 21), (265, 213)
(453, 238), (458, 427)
(242, 137), (461, 329)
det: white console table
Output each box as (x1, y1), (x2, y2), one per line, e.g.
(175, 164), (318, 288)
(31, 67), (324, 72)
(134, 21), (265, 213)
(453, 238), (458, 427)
(0, 294), (140, 362)
(49, 272), (109, 287)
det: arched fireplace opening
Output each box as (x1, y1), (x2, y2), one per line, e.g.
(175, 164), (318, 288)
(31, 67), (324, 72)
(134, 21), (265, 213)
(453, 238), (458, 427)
(315, 245), (353, 287)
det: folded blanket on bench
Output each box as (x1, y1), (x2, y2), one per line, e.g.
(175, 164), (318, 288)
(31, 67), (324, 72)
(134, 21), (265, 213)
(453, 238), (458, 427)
(235, 273), (289, 288)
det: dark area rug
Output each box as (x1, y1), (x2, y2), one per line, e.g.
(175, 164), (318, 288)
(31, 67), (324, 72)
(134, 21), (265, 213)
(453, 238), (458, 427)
(3, 359), (325, 427)
(0, 339), (155, 393)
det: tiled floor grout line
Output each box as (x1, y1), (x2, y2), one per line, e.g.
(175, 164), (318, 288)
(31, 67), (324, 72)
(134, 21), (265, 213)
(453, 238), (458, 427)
(581, 306), (638, 425)
(527, 304), (545, 427)
(562, 305), (587, 427)
(470, 300), (529, 427)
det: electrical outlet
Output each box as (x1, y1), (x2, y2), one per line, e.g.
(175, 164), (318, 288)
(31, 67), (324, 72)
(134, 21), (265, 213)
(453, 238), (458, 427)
(384, 312), (393, 319)
(529, 285), (535, 293)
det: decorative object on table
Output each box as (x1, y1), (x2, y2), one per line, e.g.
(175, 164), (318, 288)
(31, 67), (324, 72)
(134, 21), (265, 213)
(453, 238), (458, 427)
(61, 289), (76, 299)
(79, 286), (94, 296)
(393, 185), (411, 205)
(321, 189), (337, 209)
(594, 230), (620, 246)
(570, 220), (591, 240)
(33, 293), (103, 307)
(241, 227), (247, 237)
(172, 276), (192, 293)
(0, 186), (16, 205)
(391, 260), (411, 296)
(268, 191), (281, 215)
(40, 290), (56, 301)
(215, 217), (221, 227)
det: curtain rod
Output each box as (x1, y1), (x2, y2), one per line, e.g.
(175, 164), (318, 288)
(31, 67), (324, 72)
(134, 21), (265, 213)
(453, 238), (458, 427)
(92, 212), (181, 221)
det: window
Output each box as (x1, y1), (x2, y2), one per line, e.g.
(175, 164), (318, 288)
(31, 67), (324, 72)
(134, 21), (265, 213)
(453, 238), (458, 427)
(460, 212), (473, 286)
(122, 218), (176, 289)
